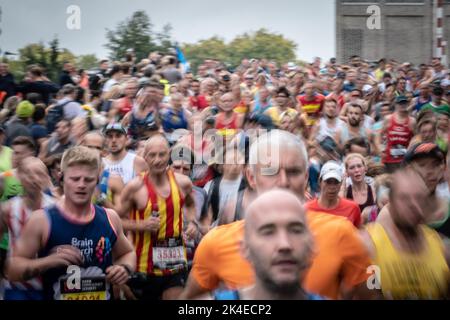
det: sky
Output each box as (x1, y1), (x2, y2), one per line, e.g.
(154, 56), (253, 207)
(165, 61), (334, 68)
(0, 0), (335, 62)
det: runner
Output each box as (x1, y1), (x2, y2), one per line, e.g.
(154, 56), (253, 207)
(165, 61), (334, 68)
(0, 157), (54, 300)
(118, 134), (197, 300)
(361, 168), (450, 299)
(180, 130), (374, 300)
(103, 123), (147, 184)
(6, 146), (136, 300)
(214, 189), (322, 300)
(381, 95), (415, 173)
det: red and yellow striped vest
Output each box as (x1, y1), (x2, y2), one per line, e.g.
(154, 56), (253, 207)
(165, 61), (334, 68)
(131, 170), (186, 276)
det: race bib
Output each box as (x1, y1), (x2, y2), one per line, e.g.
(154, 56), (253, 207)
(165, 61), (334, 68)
(152, 238), (187, 272)
(60, 276), (107, 301)
(53, 266), (110, 300)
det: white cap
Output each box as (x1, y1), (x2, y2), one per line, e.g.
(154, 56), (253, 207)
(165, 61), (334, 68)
(320, 161), (343, 182)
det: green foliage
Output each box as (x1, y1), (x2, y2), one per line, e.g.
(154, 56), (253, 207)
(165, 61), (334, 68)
(183, 28), (297, 72)
(76, 54), (98, 70)
(104, 10), (174, 61)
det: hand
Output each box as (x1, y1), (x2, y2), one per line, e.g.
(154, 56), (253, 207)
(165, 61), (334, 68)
(141, 216), (160, 233)
(106, 265), (130, 286)
(184, 221), (198, 240)
(48, 245), (84, 268)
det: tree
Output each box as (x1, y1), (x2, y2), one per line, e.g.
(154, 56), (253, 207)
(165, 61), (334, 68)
(154, 23), (175, 54)
(182, 28), (297, 72)
(12, 38), (76, 82)
(105, 10), (155, 61)
(183, 37), (229, 73)
(76, 54), (98, 70)
(229, 29), (297, 66)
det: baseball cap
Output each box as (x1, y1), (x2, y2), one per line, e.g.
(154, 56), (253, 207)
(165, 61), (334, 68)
(103, 123), (127, 135)
(395, 95), (409, 104)
(16, 100), (35, 118)
(256, 114), (276, 130)
(403, 142), (445, 164)
(320, 161), (343, 182)
(319, 136), (338, 153)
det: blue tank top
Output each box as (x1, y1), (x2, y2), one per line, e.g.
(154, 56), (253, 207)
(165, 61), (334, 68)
(129, 111), (155, 139)
(415, 97), (432, 112)
(39, 204), (117, 300)
(162, 108), (188, 132)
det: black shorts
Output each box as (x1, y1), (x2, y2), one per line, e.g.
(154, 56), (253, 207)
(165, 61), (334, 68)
(0, 248), (7, 278)
(127, 272), (186, 300)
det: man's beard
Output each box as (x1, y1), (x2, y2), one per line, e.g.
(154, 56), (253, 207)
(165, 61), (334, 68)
(325, 114), (335, 120)
(349, 119), (360, 127)
(111, 146), (124, 155)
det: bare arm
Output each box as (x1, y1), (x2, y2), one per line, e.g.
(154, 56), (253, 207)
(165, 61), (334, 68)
(133, 156), (148, 176)
(38, 139), (50, 162)
(6, 210), (83, 282)
(175, 173), (198, 239)
(117, 177), (160, 233)
(105, 209), (136, 286)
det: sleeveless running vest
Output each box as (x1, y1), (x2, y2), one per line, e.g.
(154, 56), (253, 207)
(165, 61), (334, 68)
(39, 204), (117, 300)
(215, 113), (239, 137)
(4, 194), (54, 294)
(131, 170), (186, 276)
(383, 115), (413, 164)
(103, 152), (136, 185)
(366, 223), (449, 299)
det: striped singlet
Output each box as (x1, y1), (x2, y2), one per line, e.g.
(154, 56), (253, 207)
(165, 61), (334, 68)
(131, 170), (186, 276)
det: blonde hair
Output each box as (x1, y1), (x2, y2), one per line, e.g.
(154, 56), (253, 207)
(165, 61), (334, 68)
(61, 146), (101, 172)
(344, 153), (366, 169)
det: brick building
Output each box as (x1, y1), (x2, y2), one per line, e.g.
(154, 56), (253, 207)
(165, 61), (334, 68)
(336, 0), (450, 65)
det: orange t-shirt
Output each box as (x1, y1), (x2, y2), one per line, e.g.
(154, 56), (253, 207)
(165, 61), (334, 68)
(191, 211), (371, 299)
(305, 198), (362, 228)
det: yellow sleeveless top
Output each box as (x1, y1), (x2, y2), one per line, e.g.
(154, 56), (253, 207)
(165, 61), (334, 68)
(366, 223), (449, 299)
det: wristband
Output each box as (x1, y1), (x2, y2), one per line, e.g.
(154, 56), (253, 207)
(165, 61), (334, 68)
(119, 264), (133, 276)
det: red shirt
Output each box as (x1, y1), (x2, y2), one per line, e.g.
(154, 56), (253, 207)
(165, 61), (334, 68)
(383, 115), (414, 164)
(189, 95), (209, 110)
(305, 198), (361, 227)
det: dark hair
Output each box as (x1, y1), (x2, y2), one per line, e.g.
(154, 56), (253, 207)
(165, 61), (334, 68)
(29, 65), (43, 77)
(344, 137), (371, 155)
(276, 86), (290, 98)
(32, 104), (46, 122)
(26, 92), (43, 105)
(170, 145), (196, 171)
(109, 64), (122, 77)
(11, 136), (36, 152)
(121, 62), (132, 75)
(383, 72), (392, 78)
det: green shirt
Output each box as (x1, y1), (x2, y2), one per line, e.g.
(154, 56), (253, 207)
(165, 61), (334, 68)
(0, 232), (8, 250)
(421, 102), (450, 116)
(0, 146), (12, 173)
(1, 173), (23, 202)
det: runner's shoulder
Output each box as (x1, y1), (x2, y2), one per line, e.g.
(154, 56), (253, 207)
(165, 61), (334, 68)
(201, 220), (244, 245)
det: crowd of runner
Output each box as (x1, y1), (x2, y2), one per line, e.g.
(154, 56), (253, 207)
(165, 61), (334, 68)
(0, 50), (449, 300)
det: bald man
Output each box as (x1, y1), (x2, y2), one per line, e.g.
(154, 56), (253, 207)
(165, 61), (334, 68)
(118, 134), (198, 300)
(215, 93), (245, 137)
(0, 157), (55, 300)
(214, 189), (321, 300)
